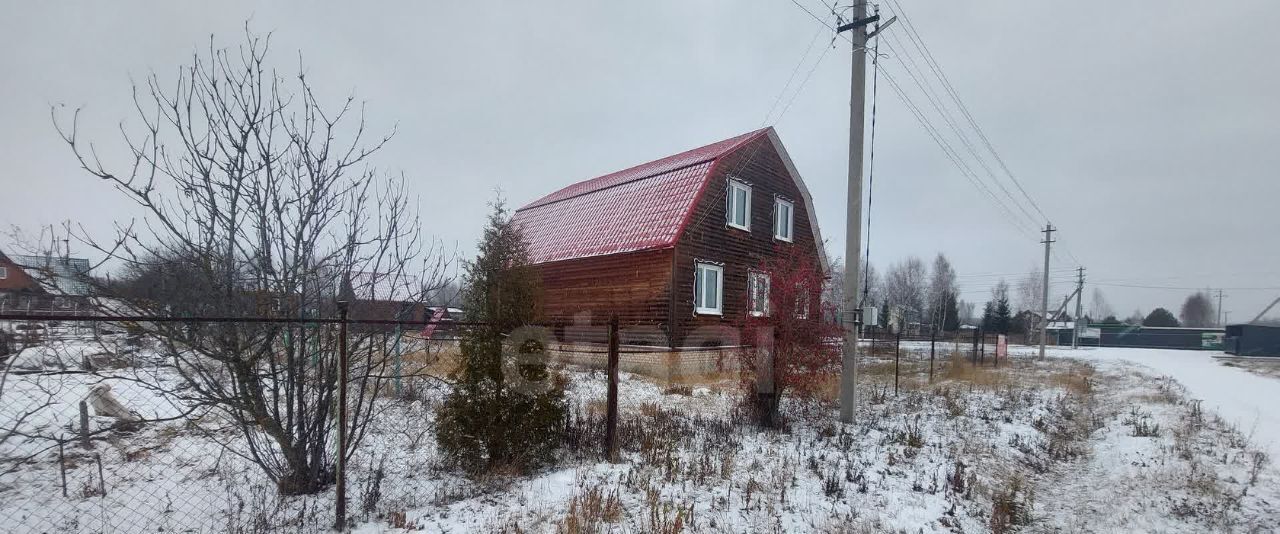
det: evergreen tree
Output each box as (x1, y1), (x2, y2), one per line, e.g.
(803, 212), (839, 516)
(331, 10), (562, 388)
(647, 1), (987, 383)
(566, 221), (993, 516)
(435, 199), (566, 475)
(994, 293), (1013, 334)
(941, 290), (961, 331)
(981, 301), (996, 332)
(1143, 308), (1180, 327)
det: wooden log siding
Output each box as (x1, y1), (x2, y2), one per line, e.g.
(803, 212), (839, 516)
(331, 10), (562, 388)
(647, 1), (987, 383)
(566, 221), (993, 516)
(671, 136), (820, 347)
(536, 247), (674, 346)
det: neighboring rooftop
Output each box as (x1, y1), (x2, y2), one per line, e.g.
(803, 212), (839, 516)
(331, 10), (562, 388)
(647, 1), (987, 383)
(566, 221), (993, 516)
(9, 254), (91, 296)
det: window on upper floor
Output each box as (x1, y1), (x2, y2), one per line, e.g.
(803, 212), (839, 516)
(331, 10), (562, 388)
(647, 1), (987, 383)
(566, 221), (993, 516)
(0, 266), (7, 280)
(749, 271), (770, 317)
(726, 179), (751, 231)
(694, 262), (723, 315)
(774, 197), (794, 242)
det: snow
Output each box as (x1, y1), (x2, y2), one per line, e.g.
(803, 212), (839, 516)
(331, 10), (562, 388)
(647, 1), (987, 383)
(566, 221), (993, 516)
(1035, 345), (1280, 459)
(3, 337), (1278, 532)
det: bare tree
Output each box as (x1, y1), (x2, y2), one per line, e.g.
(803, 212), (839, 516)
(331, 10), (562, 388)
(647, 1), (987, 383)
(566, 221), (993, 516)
(1179, 292), (1215, 328)
(1014, 267), (1044, 335)
(957, 299), (977, 326)
(52, 28), (448, 495)
(1014, 267), (1043, 314)
(926, 253), (957, 332)
(883, 257), (928, 329)
(1088, 287), (1114, 321)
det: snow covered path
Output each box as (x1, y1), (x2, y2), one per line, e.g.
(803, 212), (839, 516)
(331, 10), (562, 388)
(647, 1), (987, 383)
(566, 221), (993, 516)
(1031, 346), (1280, 458)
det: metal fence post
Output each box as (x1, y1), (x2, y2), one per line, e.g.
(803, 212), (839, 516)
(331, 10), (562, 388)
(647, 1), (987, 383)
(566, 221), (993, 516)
(335, 298), (349, 530)
(605, 315), (619, 462)
(971, 328), (979, 366)
(894, 330), (901, 395)
(929, 330), (936, 383)
(980, 331), (986, 365)
(79, 401), (91, 450)
(393, 321), (403, 397)
(58, 440), (68, 498)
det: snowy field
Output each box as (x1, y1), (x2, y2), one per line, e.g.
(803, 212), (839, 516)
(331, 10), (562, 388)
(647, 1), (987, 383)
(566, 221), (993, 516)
(1038, 345), (1280, 460)
(2, 338), (1278, 533)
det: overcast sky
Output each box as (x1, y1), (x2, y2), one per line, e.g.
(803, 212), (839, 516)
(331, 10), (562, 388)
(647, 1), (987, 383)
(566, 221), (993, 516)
(2, 1), (1278, 321)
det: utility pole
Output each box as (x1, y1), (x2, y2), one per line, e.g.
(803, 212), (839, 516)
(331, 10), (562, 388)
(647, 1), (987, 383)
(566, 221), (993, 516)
(1039, 224), (1055, 358)
(835, 2), (878, 425)
(1215, 289), (1225, 326)
(1072, 267), (1085, 349)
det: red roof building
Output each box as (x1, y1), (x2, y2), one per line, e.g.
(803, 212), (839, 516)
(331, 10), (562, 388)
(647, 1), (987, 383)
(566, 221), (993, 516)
(513, 127), (826, 349)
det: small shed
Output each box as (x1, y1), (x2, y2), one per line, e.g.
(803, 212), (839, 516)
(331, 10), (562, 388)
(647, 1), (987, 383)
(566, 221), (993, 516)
(1223, 324), (1280, 357)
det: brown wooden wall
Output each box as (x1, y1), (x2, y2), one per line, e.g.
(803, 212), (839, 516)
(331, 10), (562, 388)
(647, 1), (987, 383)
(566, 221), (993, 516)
(0, 256), (43, 294)
(534, 247), (674, 345)
(671, 136), (822, 347)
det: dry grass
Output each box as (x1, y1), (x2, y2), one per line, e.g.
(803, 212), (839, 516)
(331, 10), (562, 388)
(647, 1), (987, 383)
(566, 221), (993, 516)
(639, 370), (740, 394)
(400, 341), (463, 376)
(1219, 357), (1280, 380)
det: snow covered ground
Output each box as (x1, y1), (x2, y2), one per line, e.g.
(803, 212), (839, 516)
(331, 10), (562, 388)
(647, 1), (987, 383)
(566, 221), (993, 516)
(1029, 345), (1280, 459)
(2, 339), (1277, 532)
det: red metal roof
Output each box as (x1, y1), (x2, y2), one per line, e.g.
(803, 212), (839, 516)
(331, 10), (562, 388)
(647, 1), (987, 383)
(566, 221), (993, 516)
(514, 128), (770, 264)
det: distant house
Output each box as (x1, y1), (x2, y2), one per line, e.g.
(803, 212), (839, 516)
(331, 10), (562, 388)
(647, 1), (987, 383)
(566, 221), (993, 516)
(0, 250), (44, 296)
(9, 254), (91, 296)
(1, 250), (91, 313)
(513, 127), (826, 354)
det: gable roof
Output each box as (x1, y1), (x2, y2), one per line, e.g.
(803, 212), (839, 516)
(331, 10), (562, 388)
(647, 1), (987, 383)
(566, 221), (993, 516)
(513, 127), (826, 268)
(9, 254), (91, 296)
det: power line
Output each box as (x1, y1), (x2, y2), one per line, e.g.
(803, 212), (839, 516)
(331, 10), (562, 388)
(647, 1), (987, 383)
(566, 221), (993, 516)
(782, 0), (1038, 240)
(861, 4), (882, 308)
(877, 67), (1039, 239)
(774, 40), (837, 123)
(884, 0), (1050, 224)
(762, 23), (827, 126)
(1091, 282), (1280, 291)
(878, 33), (1043, 232)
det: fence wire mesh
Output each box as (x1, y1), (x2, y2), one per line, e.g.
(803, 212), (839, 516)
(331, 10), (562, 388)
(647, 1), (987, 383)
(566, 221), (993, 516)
(0, 310), (687, 533)
(0, 311), (468, 532)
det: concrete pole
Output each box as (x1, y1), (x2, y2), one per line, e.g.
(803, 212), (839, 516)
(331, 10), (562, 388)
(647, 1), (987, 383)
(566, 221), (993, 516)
(1072, 267), (1084, 349)
(838, 0), (869, 424)
(1039, 225), (1055, 358)
(1216, 289), (1224, 326)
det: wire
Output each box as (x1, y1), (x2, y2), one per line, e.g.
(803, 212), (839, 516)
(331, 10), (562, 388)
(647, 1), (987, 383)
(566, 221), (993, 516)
(788, 0), (838, 31)
(774, 39), (836, 123)
(877, 67), (1038, 239)
(860, 4), (881, 308)
(879, 39), (1044, 235)
(762, 23), (826, 126)
(885, 0), (1050, 225)
(1091, 282), (1280, 291)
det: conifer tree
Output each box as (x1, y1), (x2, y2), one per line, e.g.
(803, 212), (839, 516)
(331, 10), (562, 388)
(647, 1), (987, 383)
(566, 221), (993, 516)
(435, 198), (566, 475)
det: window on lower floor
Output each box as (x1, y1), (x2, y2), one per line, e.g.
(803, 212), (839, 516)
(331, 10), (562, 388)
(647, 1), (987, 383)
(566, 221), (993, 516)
(694, 262), (723, 315)
(749, 271), (770, 317)
(0, 266), (7, 279)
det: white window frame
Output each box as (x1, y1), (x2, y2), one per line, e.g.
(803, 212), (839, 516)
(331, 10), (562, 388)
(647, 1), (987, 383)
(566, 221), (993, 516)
(726, 179), (752, 231)
(0, 266), (7, 280)
(694, 262), (724, 315)
(748, 271), (771, 317)
(773, 197), (794, 242)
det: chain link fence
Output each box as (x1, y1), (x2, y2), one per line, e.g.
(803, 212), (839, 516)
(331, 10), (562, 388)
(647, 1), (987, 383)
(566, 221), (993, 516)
(0, 310), (470, 532)
(0, 310), (690, 533)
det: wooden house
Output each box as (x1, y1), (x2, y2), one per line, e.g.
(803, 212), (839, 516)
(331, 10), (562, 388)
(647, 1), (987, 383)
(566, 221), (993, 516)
(513, 127), (826, 355)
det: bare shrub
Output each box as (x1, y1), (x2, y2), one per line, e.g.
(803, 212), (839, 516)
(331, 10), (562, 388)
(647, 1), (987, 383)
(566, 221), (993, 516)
(989, 473), (1034, 533)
